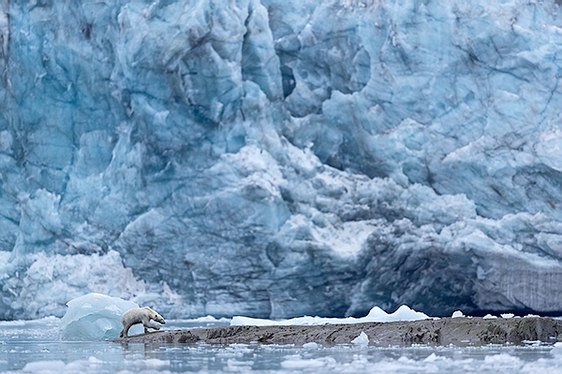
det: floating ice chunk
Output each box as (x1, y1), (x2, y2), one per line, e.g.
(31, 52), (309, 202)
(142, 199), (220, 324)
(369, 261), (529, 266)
(501, 313), (515, 319)
(483, 353), (523, 367)
(302, 342), (321, 349)
(230, 305), (429, 326)
(451, 310), (464, 318)
(226, 359), (254, 369)
(21, 360), (66, 373)
(87, 356), (105, 364)
(351, 331), (369, 346)
(522, 340), (542, 346)
(281, 356), (336, 369)
(483, 314), (498, 319)
(60, 293), (142, 340)
(424, 353), (438, 362)
(135, 358), (171, 368)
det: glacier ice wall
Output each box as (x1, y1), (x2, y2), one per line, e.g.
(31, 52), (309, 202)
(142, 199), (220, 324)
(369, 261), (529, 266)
(0, 0), (561, 319)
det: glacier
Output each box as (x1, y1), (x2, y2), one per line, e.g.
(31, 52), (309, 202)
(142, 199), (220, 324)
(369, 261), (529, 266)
(0, 0), (561, 320)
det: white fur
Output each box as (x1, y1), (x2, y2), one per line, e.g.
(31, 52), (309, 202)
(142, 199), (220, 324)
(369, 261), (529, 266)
(119, 306), (166, 338)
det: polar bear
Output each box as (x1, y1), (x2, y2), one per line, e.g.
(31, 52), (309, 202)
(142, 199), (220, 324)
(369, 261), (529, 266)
(119, 306), (166, 338)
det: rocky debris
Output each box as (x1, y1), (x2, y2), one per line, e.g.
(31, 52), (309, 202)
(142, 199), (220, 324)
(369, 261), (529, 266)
(113, 317), (562, 346)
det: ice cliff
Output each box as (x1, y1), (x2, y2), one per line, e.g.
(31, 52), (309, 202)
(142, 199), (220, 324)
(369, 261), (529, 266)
(0, 0), (561, 319)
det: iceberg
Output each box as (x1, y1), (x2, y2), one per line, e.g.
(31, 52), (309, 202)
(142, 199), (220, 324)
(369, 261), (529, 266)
(0, 0), (561, 320)
(60, 293), (142, 340)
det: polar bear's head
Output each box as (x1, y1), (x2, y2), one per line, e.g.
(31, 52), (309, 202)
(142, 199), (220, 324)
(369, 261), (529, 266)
(145, 306), (166, 324)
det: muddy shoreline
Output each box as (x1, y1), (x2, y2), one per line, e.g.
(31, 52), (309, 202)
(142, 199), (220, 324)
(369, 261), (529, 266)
(113, 317), (562, 346)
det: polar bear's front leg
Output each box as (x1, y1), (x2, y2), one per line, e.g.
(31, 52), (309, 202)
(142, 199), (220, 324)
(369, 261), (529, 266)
(142, 318), (161, 334)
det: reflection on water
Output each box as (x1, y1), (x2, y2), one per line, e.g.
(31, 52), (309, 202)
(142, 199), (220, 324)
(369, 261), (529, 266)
(1, 318), (561, 373)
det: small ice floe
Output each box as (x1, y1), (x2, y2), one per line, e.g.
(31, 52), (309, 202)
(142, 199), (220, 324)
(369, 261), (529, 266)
(21, 360), (66, 373)
(302, 342), (320, 349)
(483, 314), (498, 319)
(552, 342), (562, 355)
(451, 310), (464, 318)
(501, 313), (515, 319)
(424, 353), (438, 362)
(351, 331), (369, 346)
(281, 356), (336, 369)
(522, 340), (542, 346)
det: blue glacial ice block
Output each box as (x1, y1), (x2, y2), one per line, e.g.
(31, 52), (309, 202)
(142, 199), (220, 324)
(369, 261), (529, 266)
(60, 293), (142, 340)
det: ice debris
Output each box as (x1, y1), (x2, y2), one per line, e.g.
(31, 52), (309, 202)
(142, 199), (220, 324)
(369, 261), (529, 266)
(351, 331), (369, 346)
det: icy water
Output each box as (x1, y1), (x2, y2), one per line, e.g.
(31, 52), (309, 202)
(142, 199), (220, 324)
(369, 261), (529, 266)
(1, 318), (562, 373)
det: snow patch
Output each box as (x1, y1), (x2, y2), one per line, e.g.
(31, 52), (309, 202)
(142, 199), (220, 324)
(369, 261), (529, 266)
(451, 310), (465, 318)
(230, 305), (429, 326)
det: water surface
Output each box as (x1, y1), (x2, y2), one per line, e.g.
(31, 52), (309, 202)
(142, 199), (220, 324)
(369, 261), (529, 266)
(1, 318), (561, 373)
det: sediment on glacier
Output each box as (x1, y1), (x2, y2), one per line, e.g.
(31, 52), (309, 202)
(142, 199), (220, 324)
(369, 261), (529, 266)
(114, 317), (562, 346)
